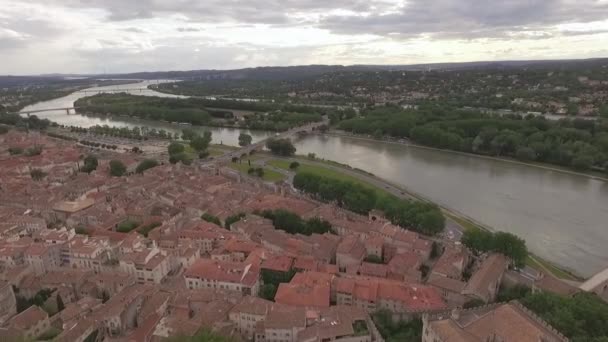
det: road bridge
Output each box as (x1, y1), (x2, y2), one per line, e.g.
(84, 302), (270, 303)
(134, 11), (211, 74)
(206, 119), (328, 167)
(73, 88), (154, 94)
(8, 107), (80, 116)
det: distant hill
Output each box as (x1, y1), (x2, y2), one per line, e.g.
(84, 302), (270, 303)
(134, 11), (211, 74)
(4, 57), (607, 85)
(102, 58), (608, 80)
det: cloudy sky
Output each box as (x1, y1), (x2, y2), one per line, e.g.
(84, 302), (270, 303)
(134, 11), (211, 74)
(1, 0), (608, 75)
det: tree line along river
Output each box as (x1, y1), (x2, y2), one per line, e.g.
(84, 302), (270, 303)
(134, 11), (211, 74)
(20, 80), (608, 278)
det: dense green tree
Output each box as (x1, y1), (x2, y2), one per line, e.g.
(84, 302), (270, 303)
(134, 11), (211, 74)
(181, 128), (198, 141)
(462, 229), (528, 267)
(266, 138), (296, 156)
(56, 294), (65, 312)
(225, 213), (246, 229)
(259, 284), (277, 301)
(190, 131), (212, 152)
(238, 133), (253, 146)
(600, 105), (608, 118)
(294, 172), (445, 235)
(109, 160), (127, 177)
(520, 292), (608, 342)
(515, 146), (537, 161)
(168, 142), (185, 155)
(136, 159), (159, 174)
(260, 209), (334, 236)
(201, 213), (222, 226)
(338, 105), (608, 172)
(461, 229), (495, 254)
(463, 298), (486, 309)
(289, 161), (300, 169)
(493, 231), (528, 267)
(170, 152), (193, 165)
(8, 147), (23, 155)
(30, 168), (46, 181)
(372, 309), (422, 342)
(496, 284), (531, 302)
(364, 255), (384, 264)
(101, 290), (110, 303)
(81, 155), (98, 173)
(25, 145), (43, 156)
(572, 154), (594, 171)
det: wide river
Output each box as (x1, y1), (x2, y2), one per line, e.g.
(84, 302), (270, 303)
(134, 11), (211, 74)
(21, 81), (608, 278)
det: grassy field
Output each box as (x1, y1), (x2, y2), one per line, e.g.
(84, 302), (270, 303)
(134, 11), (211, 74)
(268, 159), (392, 199)
(526, 255), (581, 281)
(444, 212), (485, 232)
(228, 162), (285, 182)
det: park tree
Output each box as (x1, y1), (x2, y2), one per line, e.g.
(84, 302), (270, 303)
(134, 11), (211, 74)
(238, 133), (253, 146)
(462, 229), (528, 267)
(56, 294), (65, 312)
(461, 229), (494, 254)
(109, 160), (127, 177)
(266, 138), (296, 156)
(190, 131), (212, 152)
(201, 213), (222, 226)
(168, 142), (185, 155)
(8, 147), (23, 155)
(30, 168), (46, 181)
(515, 147), (537, 161)
(136, 159), (159, 174)
(600, 105), (608, 118)
(571, 154), (593, 171)
(181, 128), (198, 141)
(81, 155), (98, 173)
(493, 231), (528, 267)
(289, 161), (300, 169)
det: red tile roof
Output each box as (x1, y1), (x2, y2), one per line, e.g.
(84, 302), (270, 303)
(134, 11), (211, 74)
(8, 305), (48, 330)
(274, 272), (333, 308)
(261, 255), (294, 273)
(184, 259), (260, 287)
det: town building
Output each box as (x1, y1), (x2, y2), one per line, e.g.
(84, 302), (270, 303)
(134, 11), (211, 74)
(422, 302), (568, 342)
(184, 259), (260, 296)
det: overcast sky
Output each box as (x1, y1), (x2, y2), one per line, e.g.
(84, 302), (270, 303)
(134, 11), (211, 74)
(1, 0), (608, 75)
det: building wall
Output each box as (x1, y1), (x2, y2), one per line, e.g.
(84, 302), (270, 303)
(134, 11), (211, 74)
(0, 284), (16, 324)
(23, 317), (50, 340)
(265, 327), (299, 342)
(337, 253), (362, 272)
(438, 289), (467, 308)
(185, 276), (258, 296)
(336, 292), (377, 312)
(25, 247), (60, 275)
(230, 312), (265, 339)
(421, 318), (443, 342)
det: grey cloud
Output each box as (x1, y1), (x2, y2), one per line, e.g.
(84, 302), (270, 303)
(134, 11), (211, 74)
(0, 34), (27, 51)
(559, 29), (608, 36)
(72, 40), (322, 73)
(319, 0), (608, 39)
(122, 27), (147, 33)
(36, 0), (380, 24)
(177, 27), (202, 32)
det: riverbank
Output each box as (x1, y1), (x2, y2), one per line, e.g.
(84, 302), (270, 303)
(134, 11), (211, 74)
(323, 130), (608, 183)
(253, 152), (585, 281)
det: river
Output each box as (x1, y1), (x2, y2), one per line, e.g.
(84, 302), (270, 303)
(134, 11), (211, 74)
(21, 80), (608, 278)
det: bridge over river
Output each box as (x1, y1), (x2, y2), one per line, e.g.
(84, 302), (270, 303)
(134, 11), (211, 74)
(204, 119), (329, 166)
